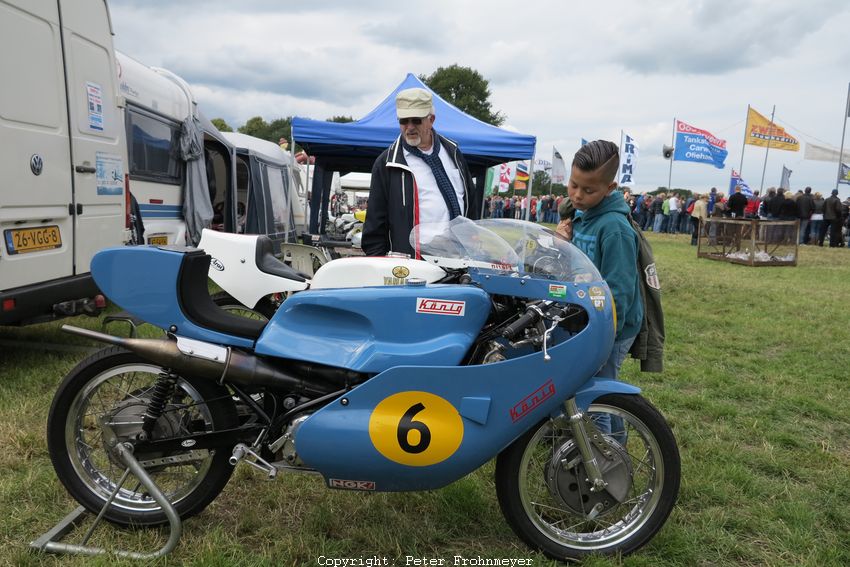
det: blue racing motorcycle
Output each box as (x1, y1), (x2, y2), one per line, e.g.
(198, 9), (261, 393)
(47, 218), (679, 561)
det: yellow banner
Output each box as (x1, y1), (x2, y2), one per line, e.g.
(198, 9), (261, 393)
(745, 107), (799, 151)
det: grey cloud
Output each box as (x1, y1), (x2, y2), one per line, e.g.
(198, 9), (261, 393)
(359, 20), (449, 53)
(609, 0), (850, 75)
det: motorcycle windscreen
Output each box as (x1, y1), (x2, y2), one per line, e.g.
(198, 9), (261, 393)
(254, 285), (491, 373)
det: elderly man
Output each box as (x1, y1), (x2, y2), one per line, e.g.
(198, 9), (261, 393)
(361, 87), (476, 257)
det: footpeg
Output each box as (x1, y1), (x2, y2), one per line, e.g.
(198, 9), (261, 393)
(230, 443), (277, 479)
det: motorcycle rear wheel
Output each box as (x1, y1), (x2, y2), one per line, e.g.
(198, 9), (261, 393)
(47, 346), (238, 526)
(210, 290), (276, 320)
(495, 394), (680, 561)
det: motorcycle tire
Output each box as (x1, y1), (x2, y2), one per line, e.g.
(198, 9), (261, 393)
(210, 290), (277, 321)
(495, 393), (680, 561)
(47, 346), (238, 526)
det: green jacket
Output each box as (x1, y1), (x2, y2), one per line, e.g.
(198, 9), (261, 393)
(571, 192), (643, 341)
(559, 195), (665, 371)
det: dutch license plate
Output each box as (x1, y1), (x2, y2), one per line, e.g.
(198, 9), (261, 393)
(147, 235), (168, 245)
(4, 225), (62, 255)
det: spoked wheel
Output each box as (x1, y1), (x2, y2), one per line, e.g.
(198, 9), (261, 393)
(210, 291), (276, 321)
(47, 347), (238, 526)
(496, 394), (680, 561)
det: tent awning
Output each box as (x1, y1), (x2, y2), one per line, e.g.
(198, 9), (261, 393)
(292, 73), (536, 172)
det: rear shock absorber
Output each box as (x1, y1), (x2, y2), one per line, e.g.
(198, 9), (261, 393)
(140, 371), (178, 440)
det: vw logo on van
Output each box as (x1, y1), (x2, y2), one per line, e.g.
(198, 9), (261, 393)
(210, 258), (225, 271)
(30, 154), (44, 176)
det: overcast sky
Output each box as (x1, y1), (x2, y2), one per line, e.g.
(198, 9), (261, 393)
(109, 0), (850, 197)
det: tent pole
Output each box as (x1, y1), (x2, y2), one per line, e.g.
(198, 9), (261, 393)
(525, 159), (535, 221)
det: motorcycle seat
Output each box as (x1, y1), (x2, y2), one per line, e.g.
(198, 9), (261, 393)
(179, 250), (267, 340)
(256, 236), (309, 281)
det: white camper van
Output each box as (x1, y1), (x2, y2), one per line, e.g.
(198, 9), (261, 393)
(0, 0), (235, 325)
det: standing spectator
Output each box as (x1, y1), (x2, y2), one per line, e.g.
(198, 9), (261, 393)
(642, 195), (654, 230)
(810, 192), (824, 244)
(728, 185), (748, 218)
(797, 187), (814, 244)
(691, 193), (708, 245)
(363, 88), (475, 256)
(660, 194), (671, 233)
(668, 193), (681, 233)
(681, 194), (696, 233)
(824, 189), (844, 247)
(651, 193), (666, 232)
(778, 190), (800, 244)
(707, 187), (718, 215)
(744, 190), (761, 218)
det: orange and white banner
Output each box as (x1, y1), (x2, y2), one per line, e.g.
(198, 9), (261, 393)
(744, 107), (799, 151)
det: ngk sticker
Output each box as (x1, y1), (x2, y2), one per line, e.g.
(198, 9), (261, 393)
(416, 298), (466, 316)
(329, 478), (376, 491)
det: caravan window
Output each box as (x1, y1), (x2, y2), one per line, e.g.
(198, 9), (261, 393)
(262, 163), (292, 235)
(126, 105), (182, 185)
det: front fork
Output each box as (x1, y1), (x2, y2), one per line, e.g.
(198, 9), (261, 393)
(564, 397), (611, 492)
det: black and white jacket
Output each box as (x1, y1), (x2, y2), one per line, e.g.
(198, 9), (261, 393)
(361, 133), (477, 257)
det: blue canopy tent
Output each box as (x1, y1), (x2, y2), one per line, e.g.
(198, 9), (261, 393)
(291, 73), (536, 233)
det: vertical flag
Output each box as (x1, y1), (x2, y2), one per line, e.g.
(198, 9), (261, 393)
(744, 107), (800, 151)
(551, 147), (567, 185)
(839, 163), (850, 185)
(729, 170), (752, 197)
(514, 161), (530, 190)
(484, 166), (496, 197)
(779, 166), (792, 190)
(619, 133), (638, 187)
(498, 162), (513, 193)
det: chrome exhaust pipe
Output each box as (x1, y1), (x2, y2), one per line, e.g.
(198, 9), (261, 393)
(62, 325), (335, 396)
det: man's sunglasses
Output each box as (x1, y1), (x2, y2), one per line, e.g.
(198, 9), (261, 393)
(398, 117), (423, 125)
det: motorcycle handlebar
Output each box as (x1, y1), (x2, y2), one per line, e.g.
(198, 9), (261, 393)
(501, 306), (544, 340)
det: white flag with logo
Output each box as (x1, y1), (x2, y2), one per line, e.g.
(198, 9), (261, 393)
(498, 162), (513, 193)
(619, 133), (638, 187)
(551, 147), (567, 185)
(804, 142), (844, 162)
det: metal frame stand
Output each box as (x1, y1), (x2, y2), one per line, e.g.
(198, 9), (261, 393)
(30, 442), (183, 560)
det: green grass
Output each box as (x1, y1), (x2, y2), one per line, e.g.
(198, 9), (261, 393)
(2, 234), (850, 566)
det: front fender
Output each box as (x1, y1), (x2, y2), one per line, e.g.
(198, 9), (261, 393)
(572, 378), (641, 411)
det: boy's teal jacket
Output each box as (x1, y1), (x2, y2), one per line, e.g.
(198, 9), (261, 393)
(572, 191), (643, 341)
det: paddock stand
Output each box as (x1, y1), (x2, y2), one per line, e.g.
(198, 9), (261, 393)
(30, 434), (182, 560)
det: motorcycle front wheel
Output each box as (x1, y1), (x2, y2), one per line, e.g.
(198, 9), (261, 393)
(47, 346), (238, 526)
(495, 394), (680, 561)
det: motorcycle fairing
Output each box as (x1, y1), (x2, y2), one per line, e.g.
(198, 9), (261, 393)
(91, 246), (255, 348)
(255, 285), (491, 373)
(295, 272), (618, 492)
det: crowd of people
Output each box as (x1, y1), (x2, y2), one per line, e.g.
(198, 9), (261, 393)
(626, 186), (850, 248)
(482, 194), (563, 223)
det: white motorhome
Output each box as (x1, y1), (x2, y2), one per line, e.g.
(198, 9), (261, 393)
(0, 0), (235, 325)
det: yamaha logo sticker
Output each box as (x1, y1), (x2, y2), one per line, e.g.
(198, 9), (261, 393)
(392, 266), (410, 278)
(416, 298), (465, 316)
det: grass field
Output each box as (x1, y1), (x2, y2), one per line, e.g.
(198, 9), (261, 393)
(1, 234), (849, 566)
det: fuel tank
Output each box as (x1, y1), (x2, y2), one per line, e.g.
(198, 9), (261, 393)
(255, 284), (490, 373)
(309, 257), (446, 289)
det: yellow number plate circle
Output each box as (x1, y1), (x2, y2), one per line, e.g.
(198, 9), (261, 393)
(368, 391), (464, 467)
